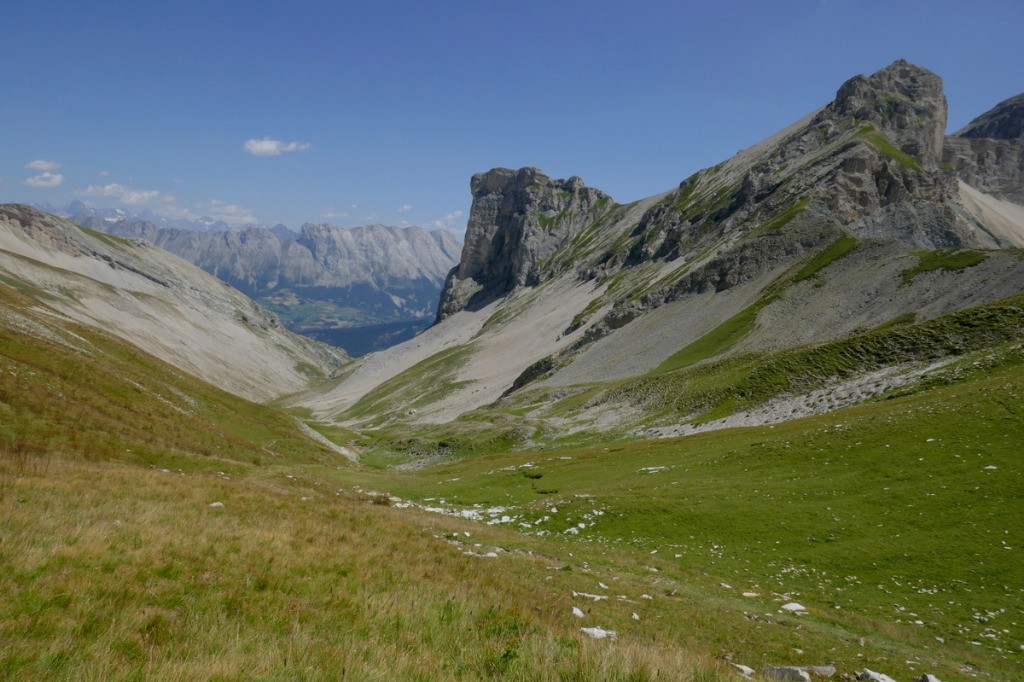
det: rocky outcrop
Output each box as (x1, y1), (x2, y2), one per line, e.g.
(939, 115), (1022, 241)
(435, 168), (610, 320)
(823, 58), (947, 168)
(944, 92), (1024, 203)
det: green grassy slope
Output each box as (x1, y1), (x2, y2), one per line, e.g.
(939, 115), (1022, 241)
(354, 341), (1024, 681)
(4, 276), (1023, 680)
(0, 283), (726, 680)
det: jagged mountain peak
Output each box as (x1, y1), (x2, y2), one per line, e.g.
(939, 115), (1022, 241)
(954, 91), (1024, 140)
(819, 59), (947, 168)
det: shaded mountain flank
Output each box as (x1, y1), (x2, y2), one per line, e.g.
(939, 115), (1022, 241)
(297, 60), (1024, 432)
(76, 218), (462, 355)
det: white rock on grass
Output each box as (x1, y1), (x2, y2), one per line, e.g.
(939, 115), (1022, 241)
(857, 670), (898, 682)
(572, 590), (608, 602)
(580, 626), (617, 640)
(781, 602), (807, 612)
(763, 664), (811, 681)
(731, 663), (755, 678)
(919, 675), (944, 682)
(572, 607), (585, 618)
(208, 501), (224, 508)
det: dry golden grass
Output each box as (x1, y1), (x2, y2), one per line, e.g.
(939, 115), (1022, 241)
(0, 451), (726, 680)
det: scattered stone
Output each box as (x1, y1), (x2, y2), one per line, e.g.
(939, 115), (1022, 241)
(781, 602), (807, 612)
(802, 665), (837, 678)
(572, 606), (585, 619)
(572, 590), (608, 602)
(580, 626), (617, 640)
(631, 612), (640, 621)
(208, 501), (224, 508)
(764, 664), (811, 681)
(919, 675), (944, 682)
(731, 663), (755, 678)
(857, 670), (898, 682)
(743, 591), (760, 597)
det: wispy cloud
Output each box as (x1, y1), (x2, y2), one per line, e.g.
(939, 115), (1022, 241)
(243, 137), (311, 156)
(433, 209), (463, 230)
(202, 200), (258, 225)
(321, 207), (349, 219)
(25, 159), (62, 172)
(78, 182), (171, 205)
(25, 172), (65, 188)
(398, 204), (414, 213)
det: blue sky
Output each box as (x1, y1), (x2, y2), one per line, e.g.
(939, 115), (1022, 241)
(2, 1), (1022, 233)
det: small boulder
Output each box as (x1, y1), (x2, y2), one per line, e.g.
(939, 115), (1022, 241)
(208, 501), (224, 508)
(764, 665), (812, 681)
(731, 663), (755, 678)
(857, 670), (898, 682)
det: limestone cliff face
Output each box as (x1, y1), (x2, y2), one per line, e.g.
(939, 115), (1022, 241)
(944, 93), (1024, 203)
(82, 218), (462, 322)
(436, 167), (609, 320)
(825, 58), (947, 168)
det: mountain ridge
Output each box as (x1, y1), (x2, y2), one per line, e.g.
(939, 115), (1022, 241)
(298, 60), (1024, 430)
(0, 204), (346, 402)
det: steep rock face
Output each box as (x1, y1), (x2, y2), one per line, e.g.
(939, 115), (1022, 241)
(436, 168), (610, 320)
(825, 58), (947, 167)
(944, 92), (1024, 203)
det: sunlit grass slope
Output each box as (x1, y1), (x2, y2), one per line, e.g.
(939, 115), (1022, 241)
(0, 284), (725, 680)
(353, 341), (1024, 681)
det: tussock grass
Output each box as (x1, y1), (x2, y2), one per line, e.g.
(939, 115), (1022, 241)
(0, 454), (720, 680)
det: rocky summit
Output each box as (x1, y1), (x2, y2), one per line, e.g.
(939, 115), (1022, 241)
(944, 92), (1024, 204)
(436, 167), (610, 320)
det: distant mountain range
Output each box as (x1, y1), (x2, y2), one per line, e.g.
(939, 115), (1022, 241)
(71, 215), (462, 356)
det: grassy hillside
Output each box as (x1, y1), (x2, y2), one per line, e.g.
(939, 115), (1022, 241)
(0, 284), (724, 680)
(348, 340), (1024, 681)
(3, 278), (1022, 680)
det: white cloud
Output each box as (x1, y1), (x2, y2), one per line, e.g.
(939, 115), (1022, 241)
(202, 200), (258, 225)
(432, 209), (464, 230)
(321, 207), (349, 219)
(243, 137), (311, 156)
(25, 172), (65, 188)
(398, 204), (414, 213)
(26, 159), (62, 171)
(78, 182), (170, 205)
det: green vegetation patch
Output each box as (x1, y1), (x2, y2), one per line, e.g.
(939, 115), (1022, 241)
(342, 344), (475, 424)
(857, 124), (922, 171)
(749, 199), (810, 238)
(793, 234), (858, 282)
(901, 249), (988, 285)
(654, 235), (859, 373)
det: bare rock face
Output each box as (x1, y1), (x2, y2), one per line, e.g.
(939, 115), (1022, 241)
(825, 58), (947, 168)
(436, 167), (609, 320)
(944, 92), (1024, 203)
